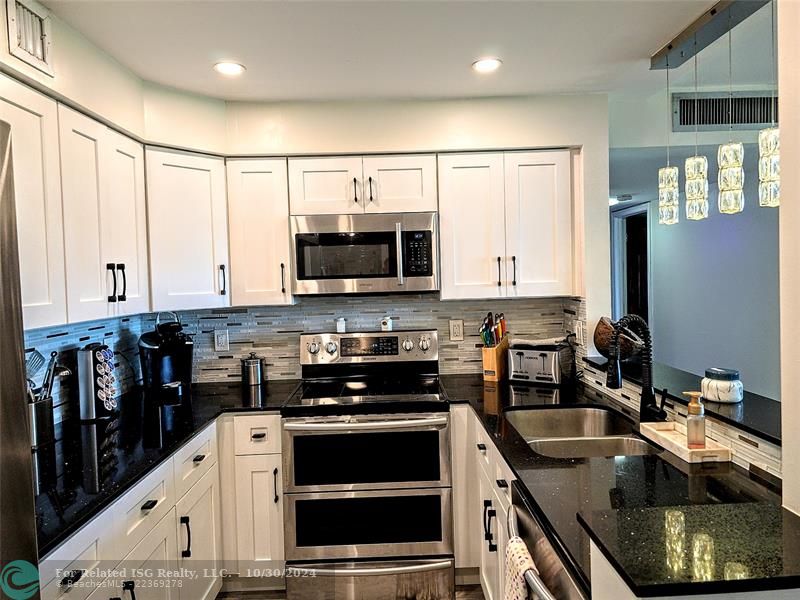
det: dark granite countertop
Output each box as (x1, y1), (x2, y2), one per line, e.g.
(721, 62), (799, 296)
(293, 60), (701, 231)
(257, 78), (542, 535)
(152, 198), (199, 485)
(34, 380), (298, 557)
(583, 356), (781, 446)
(439, 373), (799, 597)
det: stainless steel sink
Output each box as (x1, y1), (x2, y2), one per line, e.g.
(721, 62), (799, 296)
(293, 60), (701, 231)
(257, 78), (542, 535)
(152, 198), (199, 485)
(527, 436), (661, 459)
(504, 407), (634, 441)
(504, 406), (662, 458)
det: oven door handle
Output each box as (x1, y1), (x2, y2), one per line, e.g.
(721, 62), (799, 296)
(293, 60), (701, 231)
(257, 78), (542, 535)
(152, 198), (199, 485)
(290, 560), (453, 577)
(395, 221), (405, 286)
(284, 416), (448, 432)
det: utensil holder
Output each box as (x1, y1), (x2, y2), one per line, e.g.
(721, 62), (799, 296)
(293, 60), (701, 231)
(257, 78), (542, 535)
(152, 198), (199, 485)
(29, 396), (55, 449)
(482, 336), (509, 382)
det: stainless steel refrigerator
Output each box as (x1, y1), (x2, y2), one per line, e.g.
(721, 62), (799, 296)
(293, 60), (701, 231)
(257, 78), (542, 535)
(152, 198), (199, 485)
(0, 119), (41, 588)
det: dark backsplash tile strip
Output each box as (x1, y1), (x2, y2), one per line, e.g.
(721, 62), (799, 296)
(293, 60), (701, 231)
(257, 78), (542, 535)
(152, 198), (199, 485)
(23, 316), (144, 424)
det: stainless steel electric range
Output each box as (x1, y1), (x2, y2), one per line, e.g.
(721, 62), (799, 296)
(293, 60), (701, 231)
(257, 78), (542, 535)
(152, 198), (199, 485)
(281, 330), (454, 600)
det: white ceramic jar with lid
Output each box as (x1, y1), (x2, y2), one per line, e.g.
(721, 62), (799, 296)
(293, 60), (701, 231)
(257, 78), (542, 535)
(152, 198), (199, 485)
(701, 368), (743, 404)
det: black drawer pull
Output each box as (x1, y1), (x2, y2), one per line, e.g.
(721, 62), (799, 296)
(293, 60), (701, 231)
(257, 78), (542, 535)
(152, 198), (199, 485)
(280, 262), (286, 294)
(476, 443), (487, 452)
(107, 263), (118, 302)
(251, 432), (266, 440)
(219, 264), (227, 295)
(512, 256), (517, 286)
(496, 479), (509, 489)
(487, 509), (498, 552)
(483, 499), (492, 541)
(496, 256), (501, 287)
(192, 454), (206, 464)
(117, 263), (127, 301)
(180, 515), (192, 558)
(368, 176), (374, 202)
(140, 499), (158, 511)
(60, 569), (84, 588)
(353, 177), (358, 203)
(122, 579), (137, 600)
(273, 467), (279, 504)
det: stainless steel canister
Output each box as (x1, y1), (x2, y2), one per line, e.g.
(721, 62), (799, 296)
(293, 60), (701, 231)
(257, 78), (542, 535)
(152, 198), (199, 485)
(241, 352), (266, 385)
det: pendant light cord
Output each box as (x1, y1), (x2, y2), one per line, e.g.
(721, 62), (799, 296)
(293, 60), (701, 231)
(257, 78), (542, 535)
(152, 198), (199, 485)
(694, 37), (699, 157)
(770, 0), (776, 126)
(728, 9), (733, 140)
(666, 55), (671, 166)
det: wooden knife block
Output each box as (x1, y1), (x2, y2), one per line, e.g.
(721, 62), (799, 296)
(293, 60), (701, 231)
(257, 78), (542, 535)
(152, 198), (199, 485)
(482, 335), (509, 382)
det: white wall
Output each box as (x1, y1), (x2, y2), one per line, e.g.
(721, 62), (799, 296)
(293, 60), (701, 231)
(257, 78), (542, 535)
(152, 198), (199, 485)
(778, 0), (800, 515)
(225, 96), (610, 345)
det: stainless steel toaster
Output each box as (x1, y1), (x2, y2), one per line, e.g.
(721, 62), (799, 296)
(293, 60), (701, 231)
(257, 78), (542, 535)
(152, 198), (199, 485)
(508, 340), (573, 385)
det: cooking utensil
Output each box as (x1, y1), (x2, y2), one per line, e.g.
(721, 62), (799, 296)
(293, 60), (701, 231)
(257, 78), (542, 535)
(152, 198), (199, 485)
(25, 349), (46, 379)
(40, 351), (58, 399)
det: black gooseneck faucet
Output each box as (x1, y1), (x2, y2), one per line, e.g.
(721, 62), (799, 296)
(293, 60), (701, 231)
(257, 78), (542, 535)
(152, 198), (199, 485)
(606, 314), (667, 423)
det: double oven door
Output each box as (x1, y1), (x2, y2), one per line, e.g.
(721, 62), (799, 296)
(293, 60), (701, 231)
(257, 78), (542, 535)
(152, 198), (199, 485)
(282, 412), (453, 562)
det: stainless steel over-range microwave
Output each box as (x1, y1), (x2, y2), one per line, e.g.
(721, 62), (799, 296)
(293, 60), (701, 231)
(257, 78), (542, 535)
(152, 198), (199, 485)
(290, 212), (439, 295)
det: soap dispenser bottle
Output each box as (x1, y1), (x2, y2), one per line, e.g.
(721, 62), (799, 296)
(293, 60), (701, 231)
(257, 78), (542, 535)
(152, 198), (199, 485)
(683, 391), (706, 449)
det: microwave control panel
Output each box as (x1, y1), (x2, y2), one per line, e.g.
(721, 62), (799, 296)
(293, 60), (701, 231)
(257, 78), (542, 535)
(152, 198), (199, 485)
(403, 231), (433, 276)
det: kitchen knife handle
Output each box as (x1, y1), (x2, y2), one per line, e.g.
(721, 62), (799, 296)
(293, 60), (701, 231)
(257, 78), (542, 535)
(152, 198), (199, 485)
(117, 263), (127, 301)
(512, 256), (517, 286)
(496, 257), (501, 287)
(107, 263), (118, 302)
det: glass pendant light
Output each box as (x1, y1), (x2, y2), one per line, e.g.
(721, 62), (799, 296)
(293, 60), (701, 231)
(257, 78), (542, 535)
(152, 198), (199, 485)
(659, 56), (679, 225)
(759, 0), (780, 207)
(685, 39), (709, 220)
(718, 12), (745, 214)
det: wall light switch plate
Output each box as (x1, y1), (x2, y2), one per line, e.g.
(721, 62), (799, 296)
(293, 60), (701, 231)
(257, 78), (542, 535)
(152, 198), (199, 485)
(214, 329), (230, 352)
(449, 319), (464, 342)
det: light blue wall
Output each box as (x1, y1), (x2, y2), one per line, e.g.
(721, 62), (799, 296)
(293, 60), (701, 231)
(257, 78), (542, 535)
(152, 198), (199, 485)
(611, 144), (780, 400)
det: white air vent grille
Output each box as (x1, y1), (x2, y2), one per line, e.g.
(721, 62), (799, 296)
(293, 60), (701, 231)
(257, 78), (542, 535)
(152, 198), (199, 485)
(6, 0), (53, 76)
(672, 92), (777, 132)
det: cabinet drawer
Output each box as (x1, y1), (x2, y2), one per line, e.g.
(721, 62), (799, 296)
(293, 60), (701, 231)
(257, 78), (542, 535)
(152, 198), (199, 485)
(474, 422), (493, 479)
(39, 506), (118, 600)
(114, 459), (175, 559)
(173, 422), (217, 499)
(234, 415), (281, 455)
(492, 455), (515, 510)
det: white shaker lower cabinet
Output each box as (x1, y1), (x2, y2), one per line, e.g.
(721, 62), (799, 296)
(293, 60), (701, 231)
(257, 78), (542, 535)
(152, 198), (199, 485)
(0, 73), (66, 328)
(362, 154), (438, 213)
(439, 150), (574, 300)
(451, 404), (479, 569)
(176, 464), (223, 600)
(438, 153), (507, 300)
(226, 158), (293, 306)
(146, 148), (230, 311)
(504, 150), (573, 297)
(234, 453), (285, 568)
(288, 156), (364, 215)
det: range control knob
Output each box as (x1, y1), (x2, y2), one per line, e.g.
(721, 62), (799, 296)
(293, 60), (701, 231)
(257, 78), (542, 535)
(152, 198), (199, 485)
(402, 338), (415, 352)
(308, 341), (321, 355)
(325, 341), (338, 355)
(419, 338), (431, 352)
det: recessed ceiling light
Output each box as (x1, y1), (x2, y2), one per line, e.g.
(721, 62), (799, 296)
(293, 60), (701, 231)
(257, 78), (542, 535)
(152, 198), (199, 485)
(472, 58), (502, 73)
(213, 61), (246, 76)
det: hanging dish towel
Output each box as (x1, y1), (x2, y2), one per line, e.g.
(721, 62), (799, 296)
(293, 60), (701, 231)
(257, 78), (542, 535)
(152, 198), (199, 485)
(505, 535), (538, 600)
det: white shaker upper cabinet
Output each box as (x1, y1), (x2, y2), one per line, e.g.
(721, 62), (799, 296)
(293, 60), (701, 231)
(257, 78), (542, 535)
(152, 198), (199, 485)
(362, 154), (438, 213)
(146, 149), (230, 311)
(438, 153), (507, 300)
(104, 130), (149, 315)
(504, 150), (573, 297)
(227, 158), (292, 306)
(288, 156), (364, 215)
(58, 105), (113, 323)
(0, 74), (66, 329)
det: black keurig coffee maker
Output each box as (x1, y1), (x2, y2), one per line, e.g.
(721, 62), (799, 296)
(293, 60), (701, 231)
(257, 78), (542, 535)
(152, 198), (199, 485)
(139, 312), (193, 406)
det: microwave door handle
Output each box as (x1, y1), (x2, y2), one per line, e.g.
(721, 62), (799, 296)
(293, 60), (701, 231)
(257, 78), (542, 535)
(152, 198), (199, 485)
(395, 222), (404, 286)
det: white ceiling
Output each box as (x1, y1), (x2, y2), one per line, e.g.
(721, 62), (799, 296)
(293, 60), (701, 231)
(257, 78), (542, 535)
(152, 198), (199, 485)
(44, 0), (718, 102)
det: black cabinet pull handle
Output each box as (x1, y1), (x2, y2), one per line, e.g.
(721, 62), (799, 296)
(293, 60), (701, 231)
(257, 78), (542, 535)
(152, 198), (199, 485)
(487, 509), (498, 552)
(59, 569), (84, 588)
(483, 499), (492, 541)
(512, 256), (517, 286)
(180, 515), (192, 558)
(122, 579), (137, 600)
(353, 177), (358, 203)
(280, 262), (286, 294)
(368, 176), (374, 202)
(251, 432), (266, 440)
(273, 467), (279, 504)
(219, 264), (227, 295)
(107, 263), (118, 302)
(116, 263), (127, 301)
(476, 443), (487, 453)
(140, 499), (158, 511)
(496, 256), (501, 287)
(192, 454), (206, 464)
(496, 479), (509, 489)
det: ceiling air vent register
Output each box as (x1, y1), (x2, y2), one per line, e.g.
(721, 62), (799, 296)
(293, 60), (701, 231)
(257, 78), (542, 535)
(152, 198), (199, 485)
(673, 92), (777, 132)
(5, 0), (53, 76)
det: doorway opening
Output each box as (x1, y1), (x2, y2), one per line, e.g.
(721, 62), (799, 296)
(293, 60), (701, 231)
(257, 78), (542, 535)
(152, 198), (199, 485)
(610, 202), (651, 323)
